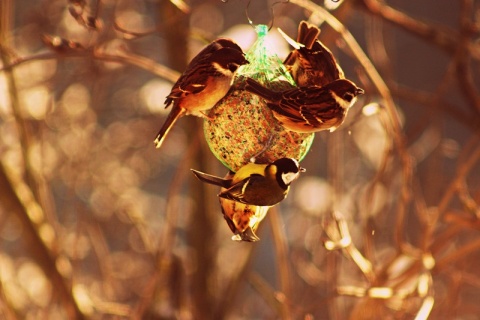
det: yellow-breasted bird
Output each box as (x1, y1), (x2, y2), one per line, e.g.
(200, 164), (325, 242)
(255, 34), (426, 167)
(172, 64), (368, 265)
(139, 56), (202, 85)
(191, 158), (305, 207)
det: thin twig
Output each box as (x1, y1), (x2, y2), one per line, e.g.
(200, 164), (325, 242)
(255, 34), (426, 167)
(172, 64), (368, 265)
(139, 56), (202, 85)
(113, 20), (159, 38)
(0, 163), (85, 319)
(391, 84), (480, 131)
(358, 0), (459, 55)
(133, 131), (201, 318)
(214, 243), (258, 319)
(248, 272), (288, 316)
(268, 206), (292, 320)
(434, 237), (480, 274)
(437, 134), (480, 217)
(0, 48), (180, 83)
(456, 0), (480, 115)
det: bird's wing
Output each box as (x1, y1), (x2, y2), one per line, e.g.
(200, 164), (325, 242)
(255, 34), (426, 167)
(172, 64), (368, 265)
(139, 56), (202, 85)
(218, 174), (264, 204)
(165, 68), (209, 103)
(268, 87), (339, 126)
(191, 169), (232, 188)
(164, 44), (222, 106)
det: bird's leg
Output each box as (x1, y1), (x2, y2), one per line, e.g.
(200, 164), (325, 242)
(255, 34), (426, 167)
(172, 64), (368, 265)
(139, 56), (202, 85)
(198, 110), (215, 121)
(240, 227), (260, 242)
(250, 135), (274, 163)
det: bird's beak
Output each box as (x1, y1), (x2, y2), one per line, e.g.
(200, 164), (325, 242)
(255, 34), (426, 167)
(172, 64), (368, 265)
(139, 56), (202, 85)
(299, 167), (306, 173)
(356, 88), (365, 95)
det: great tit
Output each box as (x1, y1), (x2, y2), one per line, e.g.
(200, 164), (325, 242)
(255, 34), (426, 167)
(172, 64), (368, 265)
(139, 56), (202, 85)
(191, 158), (305, 207)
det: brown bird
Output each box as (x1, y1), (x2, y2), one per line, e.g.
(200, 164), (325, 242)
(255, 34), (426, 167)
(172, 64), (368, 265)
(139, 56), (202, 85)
(154, 38), (249, 148)
(244, 77), (364, 133)
(283, 21), (344, 87)
(191, 158), (305, 207)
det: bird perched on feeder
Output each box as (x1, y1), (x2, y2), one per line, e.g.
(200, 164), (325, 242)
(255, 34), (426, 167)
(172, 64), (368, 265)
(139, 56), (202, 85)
(244, 77), (364, 133)
(154, 38), (249, 148)
(191, 158), (305, 207)
(283, 20), (344, 87)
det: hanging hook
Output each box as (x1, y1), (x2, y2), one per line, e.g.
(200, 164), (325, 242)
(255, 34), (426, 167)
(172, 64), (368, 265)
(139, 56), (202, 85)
(245, 0), (289, 31)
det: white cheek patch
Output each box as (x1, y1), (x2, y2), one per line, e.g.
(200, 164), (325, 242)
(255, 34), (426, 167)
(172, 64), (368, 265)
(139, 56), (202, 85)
(331, 92), (356, 110)
(348, 96), (358, 109)
(282, 172), (299, 185)
(212, 62), (233, 76)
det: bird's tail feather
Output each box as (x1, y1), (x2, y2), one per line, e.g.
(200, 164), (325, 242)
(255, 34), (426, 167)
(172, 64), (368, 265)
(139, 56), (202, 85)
(244, 78), (275, 101)
(154, 106), (186, 149)
(190, 169), (231, 188)
(297, 21), (320, 49)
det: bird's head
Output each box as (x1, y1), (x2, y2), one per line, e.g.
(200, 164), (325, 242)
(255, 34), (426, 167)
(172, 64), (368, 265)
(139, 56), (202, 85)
(271, 158), (305, 189)
(329, 79), (364, 109)
(213, 38), (244, 53)
(211, 48), (249, 76)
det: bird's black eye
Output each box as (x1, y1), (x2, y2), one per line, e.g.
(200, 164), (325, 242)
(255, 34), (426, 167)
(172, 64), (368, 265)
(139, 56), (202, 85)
(228, 63), (239, 72)
(343, 92), (354, 102)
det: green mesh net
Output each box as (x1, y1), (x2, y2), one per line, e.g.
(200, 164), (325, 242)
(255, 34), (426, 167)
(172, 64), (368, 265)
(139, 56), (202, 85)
(238, 24), (296, 85)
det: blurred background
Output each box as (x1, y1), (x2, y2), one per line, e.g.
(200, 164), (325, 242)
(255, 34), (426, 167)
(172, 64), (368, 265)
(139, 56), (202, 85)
(1, 0), (479, 319)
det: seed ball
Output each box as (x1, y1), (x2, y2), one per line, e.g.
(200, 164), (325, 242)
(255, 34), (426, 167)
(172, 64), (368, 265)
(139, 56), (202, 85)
(204, 76), (314, 171)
